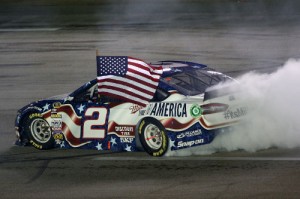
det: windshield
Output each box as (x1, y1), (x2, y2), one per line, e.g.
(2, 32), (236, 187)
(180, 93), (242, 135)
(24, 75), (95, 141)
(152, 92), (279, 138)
(162, 68), (233, 96)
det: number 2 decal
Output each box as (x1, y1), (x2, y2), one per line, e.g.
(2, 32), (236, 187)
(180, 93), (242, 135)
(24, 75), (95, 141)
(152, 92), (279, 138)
(82, 107), (108, 139)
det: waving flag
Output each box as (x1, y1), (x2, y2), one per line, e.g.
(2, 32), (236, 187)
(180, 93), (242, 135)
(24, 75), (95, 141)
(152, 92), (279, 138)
(97, 56), (162, 106)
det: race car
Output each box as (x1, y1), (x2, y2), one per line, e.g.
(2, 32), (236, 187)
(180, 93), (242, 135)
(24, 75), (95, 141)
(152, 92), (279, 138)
(15, 59), (247, 156)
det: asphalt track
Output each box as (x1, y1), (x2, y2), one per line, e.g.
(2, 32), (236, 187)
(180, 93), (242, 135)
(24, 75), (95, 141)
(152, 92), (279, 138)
(1, 1), (300, 198)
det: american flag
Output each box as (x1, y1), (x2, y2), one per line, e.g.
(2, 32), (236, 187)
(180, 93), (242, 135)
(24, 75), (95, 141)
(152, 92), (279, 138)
(97, 56), (163, 106)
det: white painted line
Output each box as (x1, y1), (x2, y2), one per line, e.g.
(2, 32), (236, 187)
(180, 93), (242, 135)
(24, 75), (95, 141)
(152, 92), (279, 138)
(0, 28), (60, 32)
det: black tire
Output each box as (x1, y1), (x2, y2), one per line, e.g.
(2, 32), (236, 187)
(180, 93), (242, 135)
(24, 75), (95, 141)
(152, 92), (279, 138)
(23, 112), (54, 150)
(138, 117), (168, 157)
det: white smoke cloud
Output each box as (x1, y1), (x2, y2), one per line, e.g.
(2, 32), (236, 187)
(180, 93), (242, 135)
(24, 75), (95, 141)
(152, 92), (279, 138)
(168, 59), (300, 156)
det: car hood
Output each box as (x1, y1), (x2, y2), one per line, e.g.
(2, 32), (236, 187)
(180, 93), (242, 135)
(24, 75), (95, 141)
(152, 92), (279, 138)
(45, 93), (69, 100)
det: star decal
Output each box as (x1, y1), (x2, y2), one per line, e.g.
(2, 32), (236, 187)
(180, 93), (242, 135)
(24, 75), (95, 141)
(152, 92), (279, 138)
(125, 144), (131, 152)
(110, 137), (117, 146)
(169, 139), (176, 149)
(77, 104), (85, 113)
(60, 141), (65, 148)
(42, 103), (50, 111)
(55, 139), (62, 145)
(96, 142), (103, 150)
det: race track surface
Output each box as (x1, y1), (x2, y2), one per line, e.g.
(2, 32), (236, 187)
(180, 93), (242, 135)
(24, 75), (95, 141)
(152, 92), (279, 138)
(1, 1), (300, 198)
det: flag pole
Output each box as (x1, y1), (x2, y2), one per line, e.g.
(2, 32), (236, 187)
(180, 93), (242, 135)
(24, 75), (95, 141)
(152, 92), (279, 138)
(96, 49), (100, 56)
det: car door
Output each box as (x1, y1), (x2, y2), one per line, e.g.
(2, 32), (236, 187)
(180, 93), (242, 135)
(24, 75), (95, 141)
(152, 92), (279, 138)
(62, 82), (110, 147)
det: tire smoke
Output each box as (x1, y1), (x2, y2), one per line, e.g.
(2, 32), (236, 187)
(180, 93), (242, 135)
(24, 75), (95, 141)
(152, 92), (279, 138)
(168, 59), (300, 156)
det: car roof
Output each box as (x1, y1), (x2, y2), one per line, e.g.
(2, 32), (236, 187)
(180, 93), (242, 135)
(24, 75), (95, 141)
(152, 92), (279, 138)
(150, 60), (209, 77)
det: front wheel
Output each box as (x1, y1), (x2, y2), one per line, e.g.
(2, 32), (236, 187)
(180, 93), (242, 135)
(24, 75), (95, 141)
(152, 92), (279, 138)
(138, 118), (168, 157)
(23, 113), (54, 149)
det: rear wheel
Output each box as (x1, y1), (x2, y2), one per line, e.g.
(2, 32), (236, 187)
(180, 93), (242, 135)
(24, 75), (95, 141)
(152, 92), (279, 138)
(23, 113), (54, 149)
(138, 118), (168, 157)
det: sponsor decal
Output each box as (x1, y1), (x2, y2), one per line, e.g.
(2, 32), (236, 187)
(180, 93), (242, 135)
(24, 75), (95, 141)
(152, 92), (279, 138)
(29, 113), (42, 119)
(153, 130), (167, 156)
(149, 103), (187, 117)
(176, 129), (202, 139)
(224, 107), (247, 120)
(177, 138), (204, 148)
(51, 113), (62, 119)
(51, 113), (62, 132)
(120, 137), (134, 143)
(129, 104), (144, 114)
(30, 140), (42, 149)
(115, 125), (134, 136)
(190, 104), (202, 118)
(53, 133), (63, 140)
(138, 120), (145, 134)
(53, 102), (61, 109)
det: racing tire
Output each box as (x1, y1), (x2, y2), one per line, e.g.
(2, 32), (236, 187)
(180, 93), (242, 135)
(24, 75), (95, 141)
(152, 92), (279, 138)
(23, 113), (54, 150)
(138, 117), (169, 157)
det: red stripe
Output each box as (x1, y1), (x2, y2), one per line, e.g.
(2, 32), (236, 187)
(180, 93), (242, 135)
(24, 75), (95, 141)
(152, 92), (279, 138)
(199, 117), (237, 129)
(128, 58), (163, 75)
(43, 111), (51, 118)
(126, 75), (158, 89)
(42, 105), (81, 126)
(127, 66), (160, 83)
(149, 64), (163, 74)
(128, 61), (161, 76)
(57, 105), (81, 125)
(160, 118), (197, 130)
(62, 123), (85, 146)
(128, 61), (161, 78)
(97, 78), (154, 96)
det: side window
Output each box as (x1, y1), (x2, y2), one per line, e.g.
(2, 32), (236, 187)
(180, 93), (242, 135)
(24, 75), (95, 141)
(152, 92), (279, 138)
(73, 84), (98, 103)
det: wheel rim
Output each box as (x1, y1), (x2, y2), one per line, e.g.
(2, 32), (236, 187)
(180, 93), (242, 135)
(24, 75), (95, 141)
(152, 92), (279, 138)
(144, 123), (162, 150)
(30, 118), (51, 143)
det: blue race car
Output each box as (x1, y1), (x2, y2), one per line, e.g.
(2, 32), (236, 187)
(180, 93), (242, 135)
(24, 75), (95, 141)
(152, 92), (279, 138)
(15, 60), (245, 156)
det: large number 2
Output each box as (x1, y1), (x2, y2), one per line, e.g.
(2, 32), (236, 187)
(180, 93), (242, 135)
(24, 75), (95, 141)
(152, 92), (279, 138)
(82, 107), (108, 139)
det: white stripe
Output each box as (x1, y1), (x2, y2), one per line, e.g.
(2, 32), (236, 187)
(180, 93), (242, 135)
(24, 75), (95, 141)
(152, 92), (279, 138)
(128, 64), (161, 80)
(128, 58), (163, 75)
(98, 82), (153, 99)
(60, 112), (81, 139)
(126, 71), (158, 86)
(98, 88), (148, 105)
(128, 58), (150, 68)
(97, 76), (156, 92)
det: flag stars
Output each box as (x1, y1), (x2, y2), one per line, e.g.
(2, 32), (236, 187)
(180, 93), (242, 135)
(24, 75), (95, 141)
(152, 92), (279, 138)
(97, 56), (127, 76)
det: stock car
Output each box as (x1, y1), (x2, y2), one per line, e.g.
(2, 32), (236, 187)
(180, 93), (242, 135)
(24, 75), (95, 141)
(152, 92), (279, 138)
(15, 60), (247, 156)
